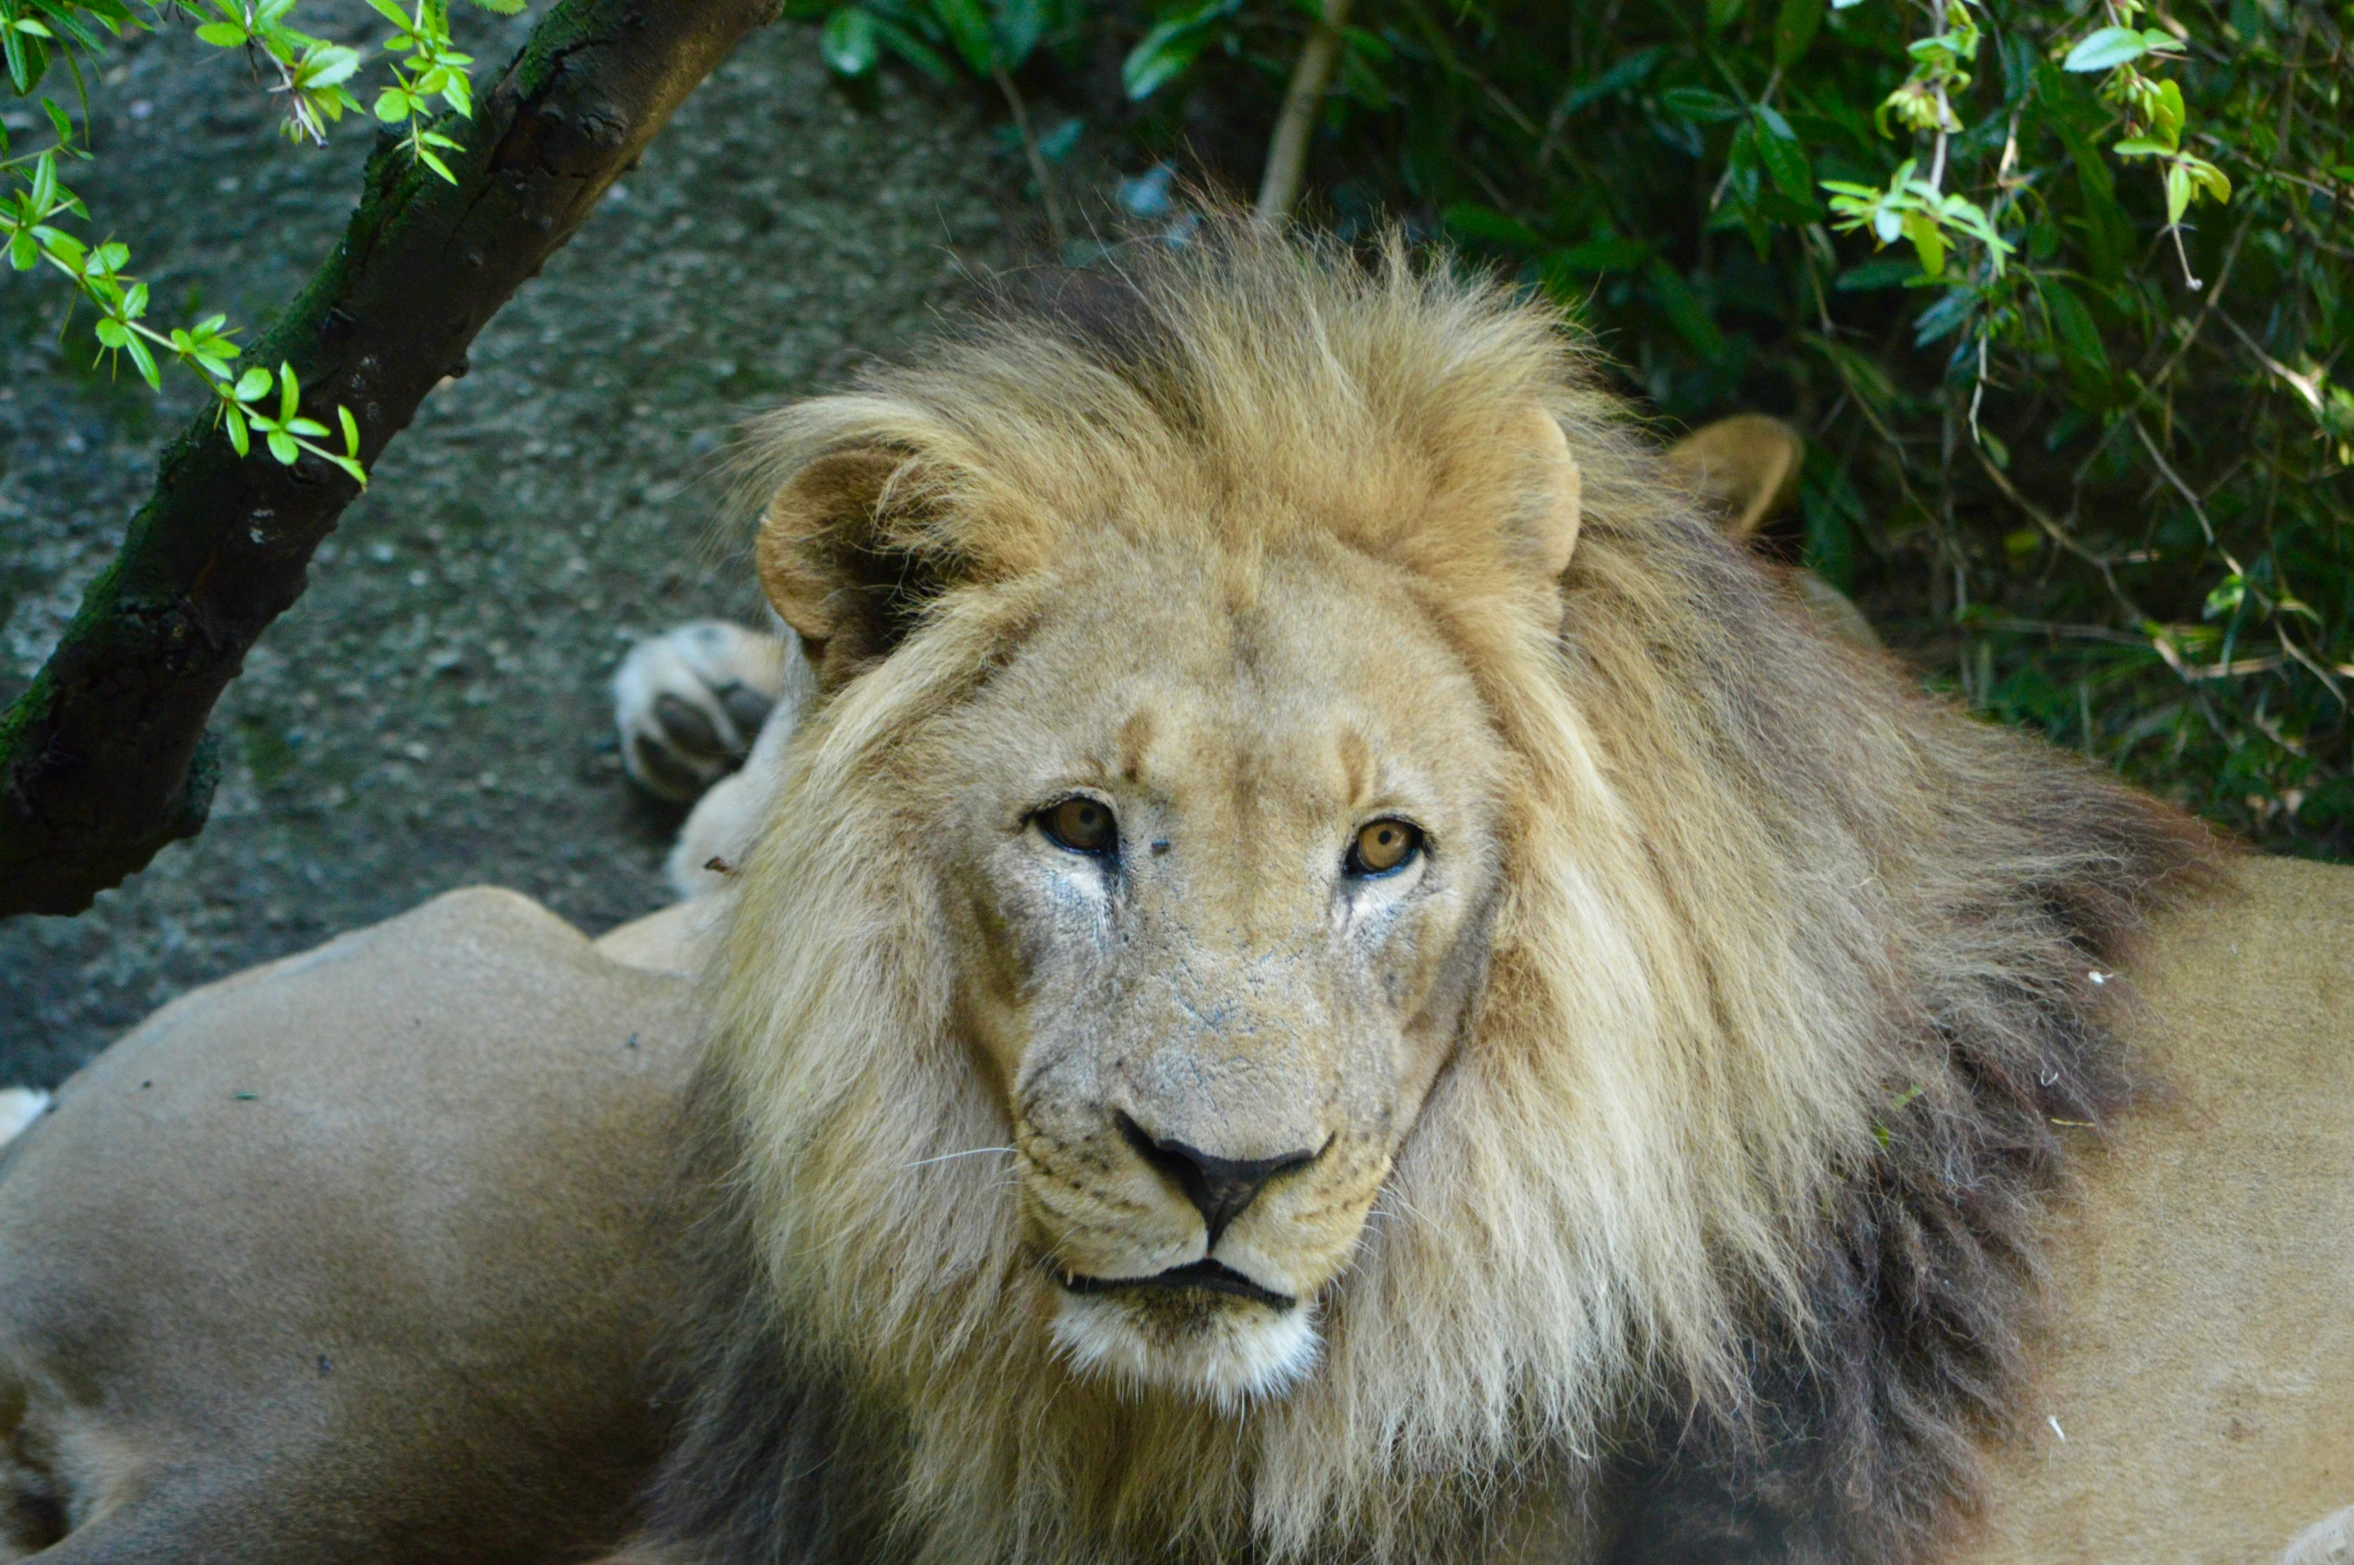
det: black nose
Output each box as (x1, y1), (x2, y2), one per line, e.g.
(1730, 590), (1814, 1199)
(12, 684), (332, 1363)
(1116, 1113), (1323, 1248)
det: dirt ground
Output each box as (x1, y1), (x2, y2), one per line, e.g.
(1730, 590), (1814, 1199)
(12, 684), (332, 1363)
(0, 7), (1024, 1084)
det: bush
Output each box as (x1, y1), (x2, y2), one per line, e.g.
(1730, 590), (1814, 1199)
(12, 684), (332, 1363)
(817, 0), (2354, 858)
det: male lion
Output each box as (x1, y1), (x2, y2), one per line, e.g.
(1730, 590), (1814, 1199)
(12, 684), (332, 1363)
(585, 227), (2323, 1564)
(1, 227), (2347, 1564)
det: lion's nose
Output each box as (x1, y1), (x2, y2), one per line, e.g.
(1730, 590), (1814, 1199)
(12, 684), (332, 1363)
(1115, 1112), (1323, 1247)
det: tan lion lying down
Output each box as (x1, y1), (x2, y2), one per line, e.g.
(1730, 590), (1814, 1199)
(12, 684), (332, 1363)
(3, 239), (2350, 1564)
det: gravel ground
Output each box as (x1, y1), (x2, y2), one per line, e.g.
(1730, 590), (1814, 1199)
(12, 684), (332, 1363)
(0, 7), (1024, 1084)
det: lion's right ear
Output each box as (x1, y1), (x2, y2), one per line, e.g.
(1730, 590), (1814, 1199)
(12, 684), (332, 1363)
(1664, 414), (1803, 541)
(754, 444), (963, 689)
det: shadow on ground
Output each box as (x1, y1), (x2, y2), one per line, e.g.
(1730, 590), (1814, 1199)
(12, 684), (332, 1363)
(0, 7), (1019, 1084)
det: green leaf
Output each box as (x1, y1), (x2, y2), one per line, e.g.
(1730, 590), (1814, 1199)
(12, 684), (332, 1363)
(2042, 280), (2109, 387)
(1751, 107), (1814, 204)
(417, 144), (455, 182)
(2150, 77), (2185, 145)
(1123, 31), (1199, 98)
(1659, 85), (1743, 122)
(277, 362), (300, 422)
(1899, 209), (1946, 276)
(2063, 26), (2147, 72)
(1647, 260), (1726, 359)
(266, 430), (299, 465)
(1555, 48), (1661, 118)
(375, 86), (415, 121)
(929, 0), (996, 74)
(1122, 2), (1237, 99)
(1772, 0), (1822, 67)
(992, 0), (1044, 70)
(2188, 158), (2231, 206)
(224, 403), (250, 456)
(1910, 285), (1974, 345)
(93, 317), (127, 348)
(1835, 256), (1921, 291)
(365, 0), (413, 28)
(1037, 114), (1081, 161)
(1, 21), (35, 96)
(193, 20), (246, 45)
(339, 404), (360, 455)
(6, 231), (33, 270)
(821, 7), (878, 75)
(127, 334), (159, 389)
(234, 366), (273, 401)
(869, 15), (955, 83)
(302, 45), (362, 87)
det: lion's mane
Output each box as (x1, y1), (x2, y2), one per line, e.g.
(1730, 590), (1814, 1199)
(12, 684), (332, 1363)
(632, 226), (2214, 1565)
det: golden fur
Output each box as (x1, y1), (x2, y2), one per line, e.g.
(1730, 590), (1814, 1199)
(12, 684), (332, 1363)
(621, 225), (2213, 1565)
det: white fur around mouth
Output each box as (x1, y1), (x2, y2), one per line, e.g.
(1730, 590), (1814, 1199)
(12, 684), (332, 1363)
(1048, 1286), (1321, 1409)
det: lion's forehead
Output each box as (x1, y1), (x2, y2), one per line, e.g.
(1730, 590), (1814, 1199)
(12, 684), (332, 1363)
(927, 539), (1510, 827)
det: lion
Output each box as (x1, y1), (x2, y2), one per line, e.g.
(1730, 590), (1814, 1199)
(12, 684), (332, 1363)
(0, 225), (2347, 1564)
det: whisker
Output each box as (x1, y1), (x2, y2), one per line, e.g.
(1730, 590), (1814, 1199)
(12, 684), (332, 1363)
(903, 1146), (1017, 1170)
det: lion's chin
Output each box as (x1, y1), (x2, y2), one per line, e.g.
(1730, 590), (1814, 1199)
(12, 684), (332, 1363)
(1048, 1288), (1320, 1409)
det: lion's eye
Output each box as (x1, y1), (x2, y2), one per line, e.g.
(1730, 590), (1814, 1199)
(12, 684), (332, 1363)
(1346, 819), (1423, 877)
(1038, 796), (1118, 857)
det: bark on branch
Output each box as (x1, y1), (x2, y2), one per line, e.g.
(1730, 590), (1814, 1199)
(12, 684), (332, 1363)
(0, 0), (778, 919)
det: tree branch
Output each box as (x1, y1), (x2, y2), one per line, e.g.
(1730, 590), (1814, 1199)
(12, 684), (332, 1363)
(0, 0), (779, 920)
(1253, 0), (1351, 227)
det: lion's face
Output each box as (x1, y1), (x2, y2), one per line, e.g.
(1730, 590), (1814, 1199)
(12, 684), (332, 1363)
(910, 532), (1512, 1404)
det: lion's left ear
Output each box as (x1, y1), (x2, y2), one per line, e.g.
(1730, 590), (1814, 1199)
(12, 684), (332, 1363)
(754, 441), (966, 690)
(1511, 404), (1582, 581)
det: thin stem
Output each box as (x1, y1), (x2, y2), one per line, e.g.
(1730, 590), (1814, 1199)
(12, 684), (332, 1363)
(1255, 0), (1353, 226)
(992, 64), (1067, 252)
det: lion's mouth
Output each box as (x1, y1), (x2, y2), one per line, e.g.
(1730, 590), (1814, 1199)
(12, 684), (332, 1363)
(1059, 1257), (1296, 1311)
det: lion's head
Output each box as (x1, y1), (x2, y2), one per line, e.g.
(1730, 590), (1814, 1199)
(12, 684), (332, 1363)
(665, 225), (2210, 1564)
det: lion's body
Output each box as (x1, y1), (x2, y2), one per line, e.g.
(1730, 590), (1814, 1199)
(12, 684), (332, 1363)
(1960, 854), (2354, 1565)
(0, 889), (699, 1563)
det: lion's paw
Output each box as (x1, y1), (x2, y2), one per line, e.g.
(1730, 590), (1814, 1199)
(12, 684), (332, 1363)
(613, 621), (798, 803)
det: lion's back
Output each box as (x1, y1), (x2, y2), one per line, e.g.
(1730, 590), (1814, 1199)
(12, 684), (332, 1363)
(1963, 854), (2354, 1564)
(0, 887), (695, 1563)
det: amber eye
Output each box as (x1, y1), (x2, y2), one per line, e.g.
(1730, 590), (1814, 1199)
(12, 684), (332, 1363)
(1038, 796), (1118, 857)
(1346, 818), (1423, 877)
